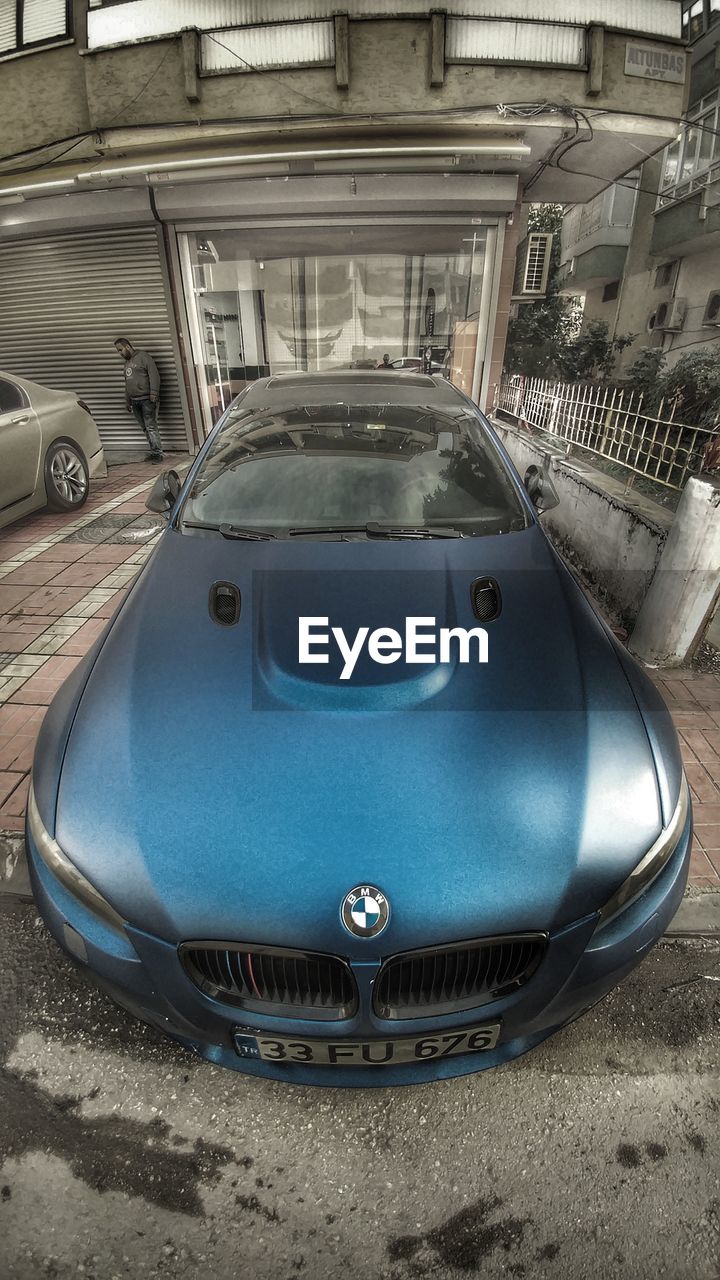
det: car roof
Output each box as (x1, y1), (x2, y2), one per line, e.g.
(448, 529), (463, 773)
(0, 370), (42, 392)
(0, 369), (51, 388)
(239, 371), (464, 410)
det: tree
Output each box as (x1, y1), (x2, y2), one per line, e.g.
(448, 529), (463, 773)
(624, 348), (667, 401)
(624, 346), (720, 427)
(655, 349), (720, 428)
(504, 207), (633, 380)
(504, 205), (582, 378)
(556, 320), (635, 382)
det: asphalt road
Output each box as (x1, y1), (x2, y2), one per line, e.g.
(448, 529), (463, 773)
(0, 902), (718, 1280)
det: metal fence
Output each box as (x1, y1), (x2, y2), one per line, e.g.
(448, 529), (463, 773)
(495, 374), (720, 492)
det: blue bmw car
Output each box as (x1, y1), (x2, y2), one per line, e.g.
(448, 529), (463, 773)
(28, 371), (691, 1086)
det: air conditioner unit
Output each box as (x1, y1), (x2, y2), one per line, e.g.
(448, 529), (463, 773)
(511, 232), (553, 300)
(523, 232), (553, 294)
(661, 297), (687, 331)
(702, 290), (720, 326)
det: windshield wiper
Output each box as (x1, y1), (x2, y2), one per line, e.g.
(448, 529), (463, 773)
(288, 525), (365, 537)
(287, 523), (463, 539)
(182, 520), (276, 541)
(365, 523), (463, 539)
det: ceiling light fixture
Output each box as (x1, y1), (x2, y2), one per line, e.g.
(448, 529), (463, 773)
(0, 178), (76, 196)
(78, 143), (531, 181)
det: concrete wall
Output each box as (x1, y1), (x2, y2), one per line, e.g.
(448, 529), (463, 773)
(610, 157), (668, 376)
(568, 244), (628, 288)
(0, 19), (687, 166)
(575, 281), (620, 334)
(655, 244), (720, 367)
(492, 418), (672, 625)
(0, 1), (89, 160)
(493, 417), (720, 663)
(603, 24), (720, 376)
(605, 154), (720, 376)
(630, 473), (720, 666)
(80, 27), (686, 135)
(707, 605), (720, 649)
(651, 192), (720, 261)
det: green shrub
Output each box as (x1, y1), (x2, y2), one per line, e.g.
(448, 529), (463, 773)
(505, 204), (583, 378)
(624, 349), (667, 405)
(556, 320), (635, 383)
(657, 350), (720, 428)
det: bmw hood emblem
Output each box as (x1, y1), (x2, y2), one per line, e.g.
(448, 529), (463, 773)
(341, 885), (390, 938)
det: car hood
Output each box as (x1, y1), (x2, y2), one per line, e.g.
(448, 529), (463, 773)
(55, 526), (662, 953)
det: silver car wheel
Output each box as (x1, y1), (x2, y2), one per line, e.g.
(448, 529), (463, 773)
(50, 447), (88, 505)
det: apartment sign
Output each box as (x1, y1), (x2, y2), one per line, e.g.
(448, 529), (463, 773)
(624, 42), (686, 84)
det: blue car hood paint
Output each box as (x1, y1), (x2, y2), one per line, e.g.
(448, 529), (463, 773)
(55, 526), (663, 952)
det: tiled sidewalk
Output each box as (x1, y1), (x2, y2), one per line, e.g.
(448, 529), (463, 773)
(651, 671), (720, 888)
(0, 459), (188, 832)
(0, 468), (718, 890)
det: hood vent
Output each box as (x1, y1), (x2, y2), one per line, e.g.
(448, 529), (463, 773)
(209, 582), (241, 627)
(470, 577), (501, 623)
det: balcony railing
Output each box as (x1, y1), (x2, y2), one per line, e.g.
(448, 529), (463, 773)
(560, 179), (638, 263)
(657, 90), (720, 209)
(682, 0), (720, 43)
(496, 373), (719, 492)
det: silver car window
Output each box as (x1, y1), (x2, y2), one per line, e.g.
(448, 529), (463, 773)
(0, 378), (26, 415)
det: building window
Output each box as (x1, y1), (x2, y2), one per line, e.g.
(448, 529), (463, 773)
(180, 224), (491, 434)
(657, 91), (720, 208)
(0, 0), (70, 56)
(445, 17), (585, 68)
(602, 281), (620, 303)
(702, 290), (720, 324)
(654, 262), (677, 288)
(682, 0), (720, 40)
(201, 21), (334, 76)
(87, 4), (334, 65)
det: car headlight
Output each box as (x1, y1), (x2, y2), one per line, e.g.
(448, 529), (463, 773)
(28, 782), (125, 933)
(596, 774), (690, 930)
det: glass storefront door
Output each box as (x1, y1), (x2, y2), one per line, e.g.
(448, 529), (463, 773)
(179, 221), (497, 435)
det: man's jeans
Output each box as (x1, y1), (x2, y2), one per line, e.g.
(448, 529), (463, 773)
(131, 398), (163, 455)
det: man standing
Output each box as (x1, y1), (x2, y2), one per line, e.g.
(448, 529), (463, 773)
(114, 337), (164, 462)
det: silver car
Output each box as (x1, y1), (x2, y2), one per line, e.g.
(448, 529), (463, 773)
(390, 356), (448, 376)
(0, 371), (105, 532)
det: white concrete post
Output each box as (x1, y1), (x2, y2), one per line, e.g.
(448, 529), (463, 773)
(629, 474), (720, 667)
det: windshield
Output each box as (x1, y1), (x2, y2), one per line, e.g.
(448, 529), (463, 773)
(181, 401), (528, 537)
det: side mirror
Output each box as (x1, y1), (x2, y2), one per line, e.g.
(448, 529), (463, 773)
(146, 469), (181, 516)
(524, 465), (560, 513)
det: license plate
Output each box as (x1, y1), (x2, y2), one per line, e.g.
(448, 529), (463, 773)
(233, 1021), (501, 1066)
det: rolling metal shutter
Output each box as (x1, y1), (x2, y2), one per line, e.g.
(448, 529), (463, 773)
(0, 227), (188, 458)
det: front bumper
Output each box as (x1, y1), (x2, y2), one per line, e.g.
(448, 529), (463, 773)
(27, 822), (691, 1088)
(88, 446), (107, 480)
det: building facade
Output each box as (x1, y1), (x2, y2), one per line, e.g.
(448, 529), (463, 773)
(0, 1), (688, 457)
(559, 0), (720, 373)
